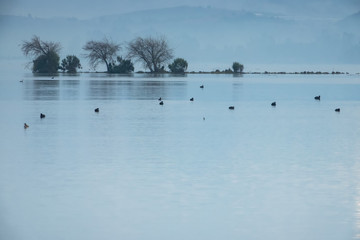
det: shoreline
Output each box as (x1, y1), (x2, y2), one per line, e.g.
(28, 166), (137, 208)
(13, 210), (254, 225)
(73, 70), (355, 75)
(185, 70), (352, 75)
(24, 69), (360, 76)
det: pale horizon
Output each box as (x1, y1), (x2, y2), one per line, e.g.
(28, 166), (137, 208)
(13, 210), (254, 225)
(1, 0), (359, 19)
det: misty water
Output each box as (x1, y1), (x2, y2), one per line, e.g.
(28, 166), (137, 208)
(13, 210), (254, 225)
(1, 71), (360, 240)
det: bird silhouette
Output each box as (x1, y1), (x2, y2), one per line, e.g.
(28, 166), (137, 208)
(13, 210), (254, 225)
(24, 123), (29, 129)
(190, 97), (194, 101)
(159, 101), (164, 105)
(314, 95), (320, 100)
(40, 113), (45, 119)
(200, 85), (204, 89)
(94, 108), (99, 113)
(271, 102), (276, 107)
(229, 106), (235, 110)
(335, 108), (340, 112)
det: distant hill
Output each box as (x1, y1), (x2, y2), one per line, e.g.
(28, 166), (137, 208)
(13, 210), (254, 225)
(0, 6), (359, 70)
(340, 10), (360, 22)
(338, 11), (360, 30)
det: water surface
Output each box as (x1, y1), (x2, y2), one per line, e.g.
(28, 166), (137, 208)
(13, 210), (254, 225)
(1, 72), (360, 240)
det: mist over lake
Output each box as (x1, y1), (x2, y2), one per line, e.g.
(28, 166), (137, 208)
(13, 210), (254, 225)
(1, 0), (360, 239)
(1, 6), (360, 70)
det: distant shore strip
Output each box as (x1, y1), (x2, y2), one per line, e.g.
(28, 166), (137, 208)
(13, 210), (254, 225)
(73, 70), (354, 75)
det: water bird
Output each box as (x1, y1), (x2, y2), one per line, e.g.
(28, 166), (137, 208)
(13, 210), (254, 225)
(335, 108), (340, 112)
(40, 113), (45, 119)
(51, 76), (54, 79)
(19, 80), (23, 83)
(200, 85), (204, 89)
(229, 106), (235, 110)
(159, 101), (164, 105)
(24, 123), (29, 129)
(158, 97), (162, 101)
(271, 102), (276, 107)
(314, 95), (321, 100)
(94, 108), (99, 113)
(203, 117), (205, 121)
(190, 97), (194, 101)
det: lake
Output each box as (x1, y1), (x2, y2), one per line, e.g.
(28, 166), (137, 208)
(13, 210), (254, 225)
(1, 71), (360, 240)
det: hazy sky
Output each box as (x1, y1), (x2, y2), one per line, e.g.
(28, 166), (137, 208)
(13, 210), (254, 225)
(1, 0), (359, 19)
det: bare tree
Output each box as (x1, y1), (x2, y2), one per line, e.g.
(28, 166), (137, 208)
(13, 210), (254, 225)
(21, 35), (61, 73)
(127, 36), (173, 73)
(83, 38), (121, 72)
(21, 35), (61, 57)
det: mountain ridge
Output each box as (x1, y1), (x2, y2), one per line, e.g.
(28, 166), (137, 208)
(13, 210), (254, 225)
(0, 6), (359, 67)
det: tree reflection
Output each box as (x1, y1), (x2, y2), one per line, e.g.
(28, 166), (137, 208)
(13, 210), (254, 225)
(87, 79), (187, 100)
(24, 80), (60, 100)
(23, 76), (188, 101)
(60, 80), (81, 100)
(23, 79), (82, 101)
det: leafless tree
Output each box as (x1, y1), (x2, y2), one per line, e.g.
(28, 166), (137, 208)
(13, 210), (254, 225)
(82, 38), (121, 72)
(127, 36), (173, 73)
(20, 35), (61, 73)
(21, 35), (61, 57)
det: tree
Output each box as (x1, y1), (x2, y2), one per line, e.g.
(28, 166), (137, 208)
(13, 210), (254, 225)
(127, 36), (173, 73)
(61, 55), (81, 73)
(232, 62), (244, 73)
(83, 38), (120, 72)
(168, 58), (188, 73)
(33, 51), (60, 73)
(108, 56), (134, 73)
(21, 35), (61, 73)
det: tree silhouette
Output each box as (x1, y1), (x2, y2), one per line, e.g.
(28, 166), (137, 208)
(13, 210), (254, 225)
(61, 55), (81, 73)
(83, 38), (121, 72)
(127, 36), (173, 73)
(21, 35), (61, 73)
(232, 62), (244, 73)
(168, 58), (188, 73)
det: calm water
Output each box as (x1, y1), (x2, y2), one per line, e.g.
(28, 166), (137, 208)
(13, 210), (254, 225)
(1, 71), (360, 240)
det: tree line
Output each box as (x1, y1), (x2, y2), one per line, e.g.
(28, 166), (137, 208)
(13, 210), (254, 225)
(21, 35), (243, 74)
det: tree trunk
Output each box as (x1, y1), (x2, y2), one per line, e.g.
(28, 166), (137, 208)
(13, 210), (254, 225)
(153, 63), (158, 73)
(105, 60), (110, 72)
